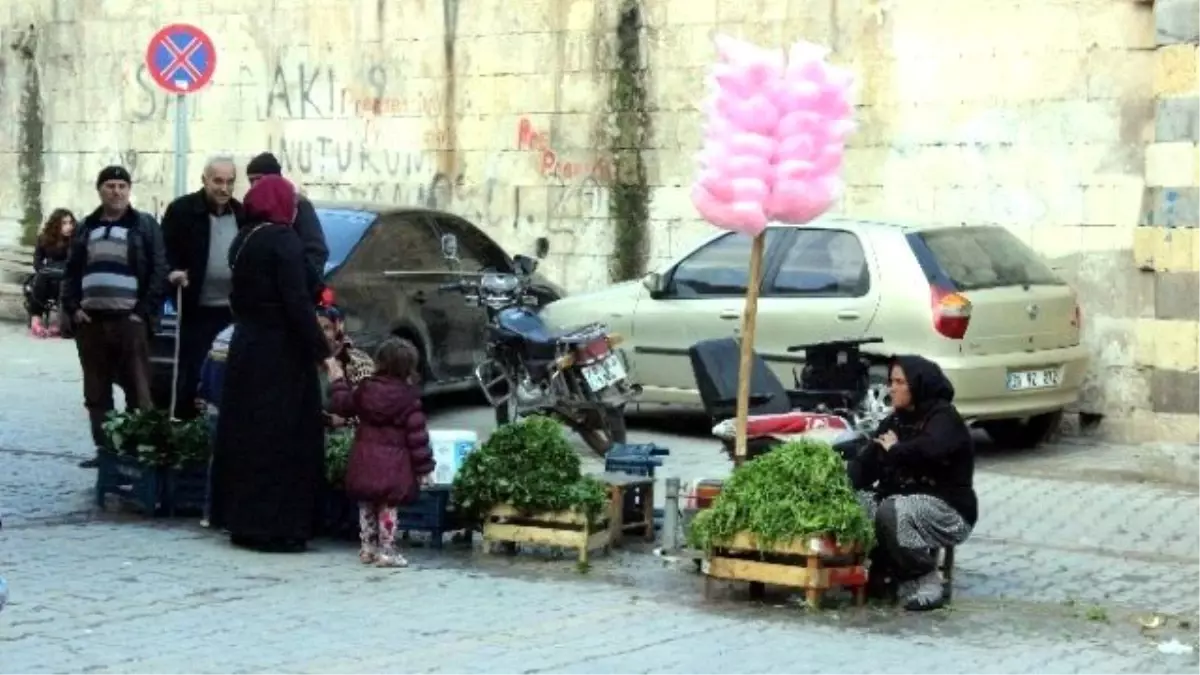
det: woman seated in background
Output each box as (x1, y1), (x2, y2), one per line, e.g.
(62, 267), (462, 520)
(26, 208), (76, 337)
(848, 355), (977, 612)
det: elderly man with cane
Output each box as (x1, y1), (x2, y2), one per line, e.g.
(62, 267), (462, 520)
(160, 154), (243, 420)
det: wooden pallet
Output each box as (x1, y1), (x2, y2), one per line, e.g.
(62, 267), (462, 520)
(483, 504), (612, 565)
(704, 532), (867, 609)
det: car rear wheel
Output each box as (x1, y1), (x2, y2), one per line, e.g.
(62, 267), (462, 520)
(981, 411), (1062, 450)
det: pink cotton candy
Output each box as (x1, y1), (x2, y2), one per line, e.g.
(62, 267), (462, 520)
(691, 34), (857, 231)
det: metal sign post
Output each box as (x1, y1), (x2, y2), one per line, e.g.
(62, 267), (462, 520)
(144, 23), (217, 199)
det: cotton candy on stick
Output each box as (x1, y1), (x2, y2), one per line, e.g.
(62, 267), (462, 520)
(689, 34), (858, 465)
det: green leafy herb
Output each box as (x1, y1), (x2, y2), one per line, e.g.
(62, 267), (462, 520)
(452, 415), (608, 525)
(101, 409), (211, 469)
(687, 439), (874, 551)
(168, 417), (211, 468)
(325, 430), (353, 486)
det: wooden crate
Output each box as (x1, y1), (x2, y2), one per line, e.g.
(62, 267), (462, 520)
(704, 532), (867, 609)
(483, 504), (612, 565)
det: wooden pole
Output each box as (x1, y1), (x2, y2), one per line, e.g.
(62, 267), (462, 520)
(733, 232), (767, 466)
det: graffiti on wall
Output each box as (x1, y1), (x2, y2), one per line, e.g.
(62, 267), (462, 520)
(130, 61), (448, 122)
(265, 133), (503, 229)
(516, 117), (609, 228)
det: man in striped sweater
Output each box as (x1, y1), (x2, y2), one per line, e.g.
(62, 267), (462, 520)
(61, 166), (169, 468)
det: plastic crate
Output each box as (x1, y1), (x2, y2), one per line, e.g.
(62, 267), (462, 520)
(605, 443), (668, 479)
(95, 451), (167, 516)
(164, 463), (208, 517)
(321, 489), (360, 541)
(397, 486), (468, 549)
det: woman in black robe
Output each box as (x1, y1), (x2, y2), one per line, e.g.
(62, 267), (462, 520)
(849, 355), (977, 611)
(210, 175), (331, 552)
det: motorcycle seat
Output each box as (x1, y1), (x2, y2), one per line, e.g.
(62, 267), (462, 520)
(523, 322), (607, 360)
(711, 410), (852, 441)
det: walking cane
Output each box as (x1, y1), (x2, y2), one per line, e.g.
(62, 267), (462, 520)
(169, 284), (183, 419)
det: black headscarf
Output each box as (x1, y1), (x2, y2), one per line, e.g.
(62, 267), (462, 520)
(891, 355), (955, 419)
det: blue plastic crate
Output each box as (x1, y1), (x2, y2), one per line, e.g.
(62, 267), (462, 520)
(165, 463), (208, 517)
(605, 443), (668, 479)
(95, 451), (167, 516)
(396, 486), (467, 549)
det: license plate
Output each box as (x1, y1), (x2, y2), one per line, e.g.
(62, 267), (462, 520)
(582, 354), (627, 392)
(1007, 368), (1061, 391)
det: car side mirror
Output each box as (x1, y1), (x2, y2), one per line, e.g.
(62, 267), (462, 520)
(642, 271), (666, 298)
(513, 254), (538, 276)
(534, 236), (550, 259)
(440, 234), (459, 261)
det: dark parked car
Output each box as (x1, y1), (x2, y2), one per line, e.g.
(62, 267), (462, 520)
(150, 202), (566, 408)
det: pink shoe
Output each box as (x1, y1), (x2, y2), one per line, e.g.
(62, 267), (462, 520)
(29, 318), (46, 338)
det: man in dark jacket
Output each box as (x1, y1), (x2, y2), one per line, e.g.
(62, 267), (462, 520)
(245, 152), (329, 274)
(161, 154), (244, 420)
(63, 166), (168, 468)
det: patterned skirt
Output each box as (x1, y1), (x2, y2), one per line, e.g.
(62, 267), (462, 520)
(857, 490), (971, 551)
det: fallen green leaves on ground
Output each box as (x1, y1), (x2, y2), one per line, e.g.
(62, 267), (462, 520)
(688, 439), (874, 551)
(452, 415), (607, 525)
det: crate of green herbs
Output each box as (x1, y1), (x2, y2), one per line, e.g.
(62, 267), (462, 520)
(452, 416), (612, 565)
(687, 438), (875, 553)
(97, 409), (212, 517)
(451, 415), (608, 527)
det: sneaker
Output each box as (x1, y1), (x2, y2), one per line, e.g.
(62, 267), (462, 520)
(902, 571), (946, 612)
(374, 553), (409, 568)
(359, 548), (377, 565)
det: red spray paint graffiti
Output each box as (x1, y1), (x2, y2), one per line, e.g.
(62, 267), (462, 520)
(516, 118), (612, 183)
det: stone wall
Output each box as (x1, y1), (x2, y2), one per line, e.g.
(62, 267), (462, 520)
(0, 0), (1194, 442)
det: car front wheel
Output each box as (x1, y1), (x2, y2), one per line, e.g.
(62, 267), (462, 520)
(980, 410), (1063, 450)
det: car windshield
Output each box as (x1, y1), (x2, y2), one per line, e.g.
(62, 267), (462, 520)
(918, 226), (1063, 291)
(317, 208), (378, 275)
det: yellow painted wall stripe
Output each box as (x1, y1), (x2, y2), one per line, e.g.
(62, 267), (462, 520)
(1133, 227), (1200, 272)
(1134, 318), (1200, 371)
(1154, 44), (1200, 98)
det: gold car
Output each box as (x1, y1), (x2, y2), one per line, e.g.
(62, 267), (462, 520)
(539, 220), (1089, 449)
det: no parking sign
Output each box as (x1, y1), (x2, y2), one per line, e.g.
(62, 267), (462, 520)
(143, 23), (217, 197)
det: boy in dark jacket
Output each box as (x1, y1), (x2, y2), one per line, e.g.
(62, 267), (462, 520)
(328, 337), (435, 568)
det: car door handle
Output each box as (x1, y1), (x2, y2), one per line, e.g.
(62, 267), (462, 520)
(836, 310), (860, 321)
(412, 291), (427, 304)
(719, 309), (741, 320)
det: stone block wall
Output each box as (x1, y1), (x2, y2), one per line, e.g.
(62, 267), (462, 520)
(1129, 0), (1199, 442)
(0, 0), (1193, 442)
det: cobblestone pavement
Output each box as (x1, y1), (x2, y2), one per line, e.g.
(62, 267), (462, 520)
(1, 326), (1198, 673)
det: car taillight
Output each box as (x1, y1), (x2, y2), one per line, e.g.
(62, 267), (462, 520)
(931, 286), (971, 340)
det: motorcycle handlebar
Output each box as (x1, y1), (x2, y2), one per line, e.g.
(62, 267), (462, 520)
(438, 281), (464, 292)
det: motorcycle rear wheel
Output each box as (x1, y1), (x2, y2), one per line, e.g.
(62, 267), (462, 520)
(576, 406), (627, 458)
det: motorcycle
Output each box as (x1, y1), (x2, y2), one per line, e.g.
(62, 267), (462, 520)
(690, 335), (891, 463)
(437, 234), (641, 456)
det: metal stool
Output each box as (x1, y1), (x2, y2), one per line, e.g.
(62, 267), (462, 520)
(939, 546), (956, 601)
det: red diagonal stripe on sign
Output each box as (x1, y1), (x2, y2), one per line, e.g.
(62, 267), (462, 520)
(162, 36), (203, 82)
